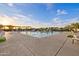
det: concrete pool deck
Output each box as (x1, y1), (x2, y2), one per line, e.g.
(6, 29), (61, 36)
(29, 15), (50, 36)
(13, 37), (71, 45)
(0, 32), (79, 56)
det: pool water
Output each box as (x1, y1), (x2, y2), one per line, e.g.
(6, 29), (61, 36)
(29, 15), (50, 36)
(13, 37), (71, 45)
(20, 31), (60, 38)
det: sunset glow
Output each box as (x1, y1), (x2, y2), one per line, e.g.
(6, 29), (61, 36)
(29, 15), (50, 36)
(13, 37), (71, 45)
(0, 15), (16, 25)
(0, 3), (79, 27)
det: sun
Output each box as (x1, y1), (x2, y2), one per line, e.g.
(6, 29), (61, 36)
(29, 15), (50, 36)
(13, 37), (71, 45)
(1, 20), (10, 25)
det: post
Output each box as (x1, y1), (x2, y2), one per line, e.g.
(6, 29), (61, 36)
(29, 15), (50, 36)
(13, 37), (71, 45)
(72, 39), (74, 44)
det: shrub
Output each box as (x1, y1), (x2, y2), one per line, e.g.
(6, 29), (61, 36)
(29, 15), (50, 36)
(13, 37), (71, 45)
(0, 36), (6, 43)
(67, 35), (74, 38)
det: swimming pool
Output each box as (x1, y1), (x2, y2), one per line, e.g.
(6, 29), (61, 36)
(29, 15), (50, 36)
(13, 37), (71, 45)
(20, 31), (60, 38)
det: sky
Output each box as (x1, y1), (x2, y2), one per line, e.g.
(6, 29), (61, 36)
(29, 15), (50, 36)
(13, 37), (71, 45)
(0, 3), (79, 28)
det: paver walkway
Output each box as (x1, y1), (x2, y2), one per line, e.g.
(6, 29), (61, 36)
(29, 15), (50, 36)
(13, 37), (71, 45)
(0, 32), (79, 56)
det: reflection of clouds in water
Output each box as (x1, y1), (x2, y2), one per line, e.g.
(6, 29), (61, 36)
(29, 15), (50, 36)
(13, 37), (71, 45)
(20, 31), (60, 38)
(4, 31), (60, 39)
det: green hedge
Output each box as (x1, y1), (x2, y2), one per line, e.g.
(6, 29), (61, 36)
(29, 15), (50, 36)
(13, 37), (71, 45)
(0, 36), (6, 43)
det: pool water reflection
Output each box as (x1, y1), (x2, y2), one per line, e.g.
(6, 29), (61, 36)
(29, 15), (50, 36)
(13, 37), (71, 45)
(20, 31), (60, 38)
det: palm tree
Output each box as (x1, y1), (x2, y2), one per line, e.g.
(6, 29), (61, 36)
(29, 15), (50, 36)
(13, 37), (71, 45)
(7, 25), (14, 31)
(0, 24), (3, 30)
(70, 23), (79, 32)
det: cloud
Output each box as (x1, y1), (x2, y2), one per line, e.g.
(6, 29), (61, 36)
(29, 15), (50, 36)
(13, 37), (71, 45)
(65, 17), (79, 25)
(0, 13), (79, 28)
(11, 14), (53, 28)
(51, 17), (64, 27)
(0, 14), (34, 26)
(28, 14), (33, 17)
(7, 3), (14, 7)
(0, 14), (16, 25)
(0, 4), (79, 28)
(46, 3), (53, 10)
(12, 16), (19, 20)
(15, 14), (26, 18)
(0, 4), (54, 28)
(57, 9), (68, 15)
(0, 4), (23, 17)
(50, 17), (79, 27)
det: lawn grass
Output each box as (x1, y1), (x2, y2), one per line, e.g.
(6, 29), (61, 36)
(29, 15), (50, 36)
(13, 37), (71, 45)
(0, 36), (6, 43)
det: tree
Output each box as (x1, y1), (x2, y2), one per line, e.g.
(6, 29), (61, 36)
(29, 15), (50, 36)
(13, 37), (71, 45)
(7, 25), (14, 31)
(0, 24), (3, 30)
(70, 23), (79, 32)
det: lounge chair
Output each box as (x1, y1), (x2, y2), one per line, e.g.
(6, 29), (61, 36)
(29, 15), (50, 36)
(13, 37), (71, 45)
(72, 35), (79, 44)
